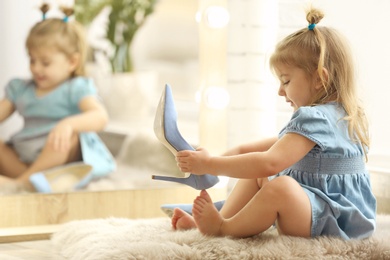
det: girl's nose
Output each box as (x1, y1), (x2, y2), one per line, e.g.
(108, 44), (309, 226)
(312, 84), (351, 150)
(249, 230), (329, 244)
(278, 85), (285, 96)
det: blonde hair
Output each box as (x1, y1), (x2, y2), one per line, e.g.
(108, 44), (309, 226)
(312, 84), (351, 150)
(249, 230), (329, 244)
(269, 7), (370, 157)
(26, 6), (87, 76)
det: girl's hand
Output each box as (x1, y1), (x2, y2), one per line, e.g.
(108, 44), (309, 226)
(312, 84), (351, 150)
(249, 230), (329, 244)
(47, 123), (73, 152)
(176, 147), (211, 175)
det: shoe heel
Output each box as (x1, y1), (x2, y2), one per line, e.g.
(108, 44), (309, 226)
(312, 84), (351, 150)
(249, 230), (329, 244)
(152, 173), (219, 190)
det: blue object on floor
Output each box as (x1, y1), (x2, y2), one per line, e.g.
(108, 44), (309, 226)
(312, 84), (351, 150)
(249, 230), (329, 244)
(29, 162), (92, 193)
(79, 132), (117, 181)
(29, 172), (53, 193)
(153, 84), (219, 190)
(160, 200), (225, 217)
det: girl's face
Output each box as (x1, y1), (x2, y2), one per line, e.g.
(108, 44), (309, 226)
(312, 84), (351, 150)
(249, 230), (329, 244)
(274, 63), (319, 111)
(29, 47), (78, 93)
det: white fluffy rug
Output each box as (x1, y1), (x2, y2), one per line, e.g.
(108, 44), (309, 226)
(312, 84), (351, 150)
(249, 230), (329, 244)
(51, 215), (390, 259)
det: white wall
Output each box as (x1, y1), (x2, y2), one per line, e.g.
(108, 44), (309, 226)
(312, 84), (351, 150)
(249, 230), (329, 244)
(314, 0), (390, 157)
(226, 0), (279, 148)
(0, 1), (39, 140)
(0, 2), (34, 85)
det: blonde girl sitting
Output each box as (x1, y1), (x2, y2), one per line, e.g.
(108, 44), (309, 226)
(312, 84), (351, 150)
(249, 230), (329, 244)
(172, 7), (376, 240)
(0, 5), (115, 193)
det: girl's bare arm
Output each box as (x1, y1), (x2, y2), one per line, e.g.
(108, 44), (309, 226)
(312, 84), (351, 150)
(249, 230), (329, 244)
(56, 96), (109, 132)
(0, 99), (15, 123)
(177, 133), (316, 179)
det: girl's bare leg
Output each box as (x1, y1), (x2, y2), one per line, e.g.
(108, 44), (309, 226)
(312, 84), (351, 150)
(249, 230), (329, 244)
(172, 178), (268, 230)
(220, 178), (268, 218)
(0, 134), (82, 192)
(0, 140), (28, 178)
(192, 176), (312, 238)
(18, 133), (82, 184)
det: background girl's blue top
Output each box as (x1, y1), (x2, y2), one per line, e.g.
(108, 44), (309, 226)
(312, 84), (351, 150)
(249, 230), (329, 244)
(6, 77), (97, 142)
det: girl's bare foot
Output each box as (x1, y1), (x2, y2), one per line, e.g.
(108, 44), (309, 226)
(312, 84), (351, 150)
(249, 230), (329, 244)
(0, 176), (32, 195)
(192, 190), (224, 236)
(171, 208), (197, 230)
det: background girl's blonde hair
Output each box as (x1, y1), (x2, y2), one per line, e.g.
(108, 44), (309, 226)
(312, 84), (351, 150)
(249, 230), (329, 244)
(26, 5), (87, 76)
(269, 7), (370, 157)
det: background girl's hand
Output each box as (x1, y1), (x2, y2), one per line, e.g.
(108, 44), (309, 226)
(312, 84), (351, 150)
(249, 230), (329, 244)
(176, 147), (211, 175)
(47, 123), (73, 152)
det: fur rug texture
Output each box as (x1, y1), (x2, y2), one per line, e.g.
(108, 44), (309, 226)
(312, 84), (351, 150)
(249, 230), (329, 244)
(51, 215), (390, 260)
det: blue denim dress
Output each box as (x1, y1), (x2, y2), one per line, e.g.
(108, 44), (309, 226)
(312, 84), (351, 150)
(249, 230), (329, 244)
(276, 103), (376, 239)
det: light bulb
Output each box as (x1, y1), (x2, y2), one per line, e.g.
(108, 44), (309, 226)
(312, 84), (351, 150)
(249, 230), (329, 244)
(205, 6), (229, 28)
(205, 87), (230, 109)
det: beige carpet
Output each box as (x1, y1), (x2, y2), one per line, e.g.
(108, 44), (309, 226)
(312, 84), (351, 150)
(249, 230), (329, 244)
(51, 215), (390, 260)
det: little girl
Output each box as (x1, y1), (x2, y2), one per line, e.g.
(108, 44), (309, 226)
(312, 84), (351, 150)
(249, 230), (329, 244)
(0, 5), (115, 192)
(172, 7), (376, 239)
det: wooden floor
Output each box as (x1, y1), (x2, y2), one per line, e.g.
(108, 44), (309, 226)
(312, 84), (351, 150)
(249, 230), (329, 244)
(0, 185), (227, 258)
(0, 239), (63, 260)
(0, 186), (227, 229)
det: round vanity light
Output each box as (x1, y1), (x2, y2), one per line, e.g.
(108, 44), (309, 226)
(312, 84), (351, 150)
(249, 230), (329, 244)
(205, 6), (230, 28)
(205, 86), (230, 109)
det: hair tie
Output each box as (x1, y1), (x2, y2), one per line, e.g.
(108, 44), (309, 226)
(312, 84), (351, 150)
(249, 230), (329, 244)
(40, 3), (50, 21)
(308, 23), (316, 30)
(60, 7), (74, 23)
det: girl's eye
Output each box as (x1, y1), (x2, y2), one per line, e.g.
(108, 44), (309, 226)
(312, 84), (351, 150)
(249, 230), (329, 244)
(283, 81), (290, 85)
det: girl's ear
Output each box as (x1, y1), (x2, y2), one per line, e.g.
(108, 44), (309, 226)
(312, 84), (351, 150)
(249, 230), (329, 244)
(68, 53), (80, 72)
(314, 67), (329, 90)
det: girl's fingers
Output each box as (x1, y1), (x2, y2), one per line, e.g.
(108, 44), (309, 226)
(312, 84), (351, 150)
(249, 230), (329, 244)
(176, 150), (192, 157)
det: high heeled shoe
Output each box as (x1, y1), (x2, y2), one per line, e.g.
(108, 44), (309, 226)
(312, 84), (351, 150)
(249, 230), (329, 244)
(29, 162), (93, 193)
(153, 84), (219, 190)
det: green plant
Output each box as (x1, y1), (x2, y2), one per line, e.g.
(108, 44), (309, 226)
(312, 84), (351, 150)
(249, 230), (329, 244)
(75, 0), (157, 73)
